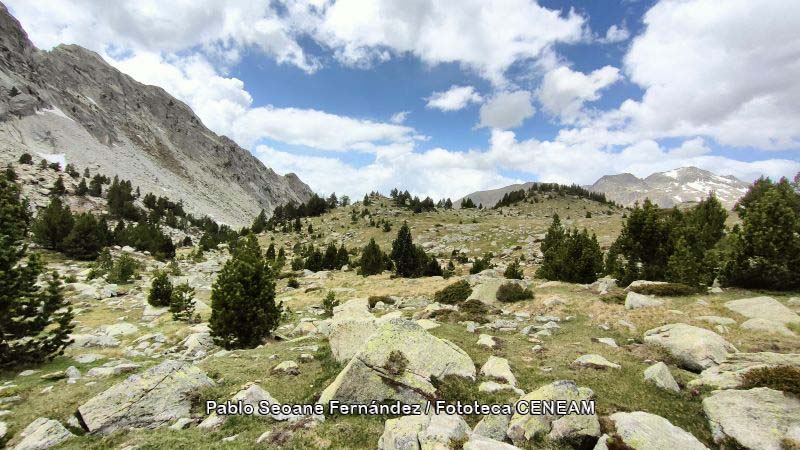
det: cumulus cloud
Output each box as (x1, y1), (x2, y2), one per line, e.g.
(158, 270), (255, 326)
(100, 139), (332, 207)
(538, 65), (621, 122)
(478, 91), (535, 129)
(598, 24), (629, 43)
(390, 111), (409, 124)
(425, 86), (483, 111)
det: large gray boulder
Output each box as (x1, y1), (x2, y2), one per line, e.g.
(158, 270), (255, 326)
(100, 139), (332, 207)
(378, 414), (471, 450)
(13, 418), (74, 450)
(319, 319), (475, 406)
(463, 434), (521, 450)
(643, 362), (680, 392)
(703, 388), (800, 450)
(77, 360), (214, 434)
(480, 356), (517, 386)
(643, 323), (736, 372)
(724, 296), (800, 325)
(625, 291), (664, 310)
(506, 380), (600, 446)
(199, 383), (295, 429)
(473, 413), (512, 442)
(689, 352), (800, 389)
(607, 411), (709, 450)
(468, 280), (505, 304)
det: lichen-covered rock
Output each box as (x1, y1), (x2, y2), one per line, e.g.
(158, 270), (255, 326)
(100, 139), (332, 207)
(740, 318), (796, 336)
(77, 360), (214, 434)
(506, 380), (600, 446)
(480, 356), (517, 386)
(643, 323), (736, 372)
(608, 411), (709, 450)
(703, 388), (800, 450)
(643, 362), (680, 392)
(473, 413), (512, 441)
(328, 316), (378, 363)
(468, 280), (504, 304)
(199, 384), (295, 430)
(69, 334), (119, 348)
(13, 417), (74, 450)
(463, 433), (521, 450)
(625, 291), (664, 310)
(319, 319), (475, 406)
(378, 414), (470, 450)
(689, 352), (800, 389)
(571, 354), (620, 370)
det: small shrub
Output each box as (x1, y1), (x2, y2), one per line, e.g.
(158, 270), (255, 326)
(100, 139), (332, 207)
(503, 259), (524, 279)
(470, 253), (494, 274)
(18, 153), (33, 164)
(287, 277), (300, 288)
(600, 291), (626, 305)
(170, 282), (196, 322)
(384, 350), (408, 376)
(108, 253), (141, 284)
(148, 270), (173, 307)
(434, 280), (472, 305)
(629, 282), (696, 296)
(323, 291), (339, 317)
(741, 366), (800, 397)
(496, 282), (533, 303)
(166, 260), (182, 276)
(368, 295), (394, 308)
(459, 299), (490, 323)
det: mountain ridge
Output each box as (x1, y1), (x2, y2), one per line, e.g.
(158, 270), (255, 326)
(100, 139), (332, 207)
(0, 3), (312, 226)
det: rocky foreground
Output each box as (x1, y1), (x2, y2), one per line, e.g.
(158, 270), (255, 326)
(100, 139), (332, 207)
(1, 243), (799, 449)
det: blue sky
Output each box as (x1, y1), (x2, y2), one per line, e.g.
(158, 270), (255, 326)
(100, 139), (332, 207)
(8, 0), (800, 199)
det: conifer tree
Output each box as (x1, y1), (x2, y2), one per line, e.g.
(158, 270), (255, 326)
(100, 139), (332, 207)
(336, 244), (349, 268)
(88, 174), (103, 197)
(32, 197), (74, 251)
(323, 242), (338, 270)
(1, 178), (74, 367)
(62, 212), (104, 260)
(251, 209), (268, 234)
(360, 238), (385, 276)
(148, 270), (173, 307)
(5, 164), (16, 181)
(51, 175), (66, 196)
(391, 222), (418, 277)
(276, 247), (286, 266)
(75, 178), (88, 196)
(210, 234), (281, 348)
(265, 242), (276, 261)
(504, 258), (524, 279)
(170, 283), (195, 322)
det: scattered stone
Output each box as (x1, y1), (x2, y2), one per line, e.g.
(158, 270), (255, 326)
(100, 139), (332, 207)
(478, 381), (523, 396)
(273, 361), (300, 375)
(572, 354), (620, 370)
(703, 388), (800, 450)
(77, 360), (214, 435)
(473, 413), (512, 441)
(480, 356), (517, 386)
(477, 334), (497, 349)
(86, 362), (141, 378)
(625, 291), (664, 310)
(608, 411), (709, 449)
(463, 433), (521, 450)
(74, 353), (105, 364)
(695, 316), (736, 326)
(506, 380), (600, 446)
(65, 366), (81, 384)
(594, 338), (618, 348)
(643, 362), (680, 392)
(725, 296), (800, 325)
(416, 319), (440, 330)
(18, 370), (40, 377)
(299, 353), (314, 363)
(69, 334), (119, 348)
(377, 414), (470, 450)
(13, 417), (74, 450)
(169, 418), (193, 430)
(643, 323), (736, 372)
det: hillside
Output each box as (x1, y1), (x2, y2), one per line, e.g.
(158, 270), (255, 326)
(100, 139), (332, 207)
(0, 3), (312, 227)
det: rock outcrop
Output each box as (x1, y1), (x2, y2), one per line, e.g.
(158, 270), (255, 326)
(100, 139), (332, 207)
(643, 323), (736, 372)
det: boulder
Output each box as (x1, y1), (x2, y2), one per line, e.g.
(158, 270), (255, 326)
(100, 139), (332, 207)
(377, 414), (470, 450)
(695, 316), (736, 326)
(272, 361), (300, 375)
(473, 413), (512, 441)
(643, 323), (736, 372)
(607, 411), (709, 450)
(478, 381), (523, 396)
(328, 316), (378, 363)
(571, 354), (620, 370)
(13, 417), (74, 450)
(69, 334), (119, 348)
(77, 360), (214, 434)
(199, 384), (295, 430)
(725, 296), (800, 325)
(689, 352), (800, 389)
(468, 280), (504, 304)
(643, 362), (680, 392)
(625, 291), (664, 310)
(480, 356), (517, 386)
(703, 388), (800, 450)
(319, 319), (475, 406)
(463, 434), (521, 450)
(741, 318), (796, 337)
(477, 334), (497, 349)
(625, 280), (667, 291)
(97, 322), (138, 337)
(506, 380), (600, 446)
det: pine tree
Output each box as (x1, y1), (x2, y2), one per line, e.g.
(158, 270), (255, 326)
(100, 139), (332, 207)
(360, 238), (385, 276)
(88, 175), (103, 197)
(107, 176), (139, 220)
(390, 222), (418, 277)
(721, 179), (800, 289)
(504, 259), (524, 279)
(51, 176), (66, 196)
(5, 164), (16, 181)
(32, 197), (74, 251)
(323, 242), (337, 270)
(251, 209), (268, 234)
(666, 236), (704, 288)
(170, 283), (195, 322)
(1, 178), (74, 367)
(75, 178), (88, 196)
(276, 247), (286, 266)
(210, 234), (281, 348)
(336, 244), (349, 268)
(148, 270), (173, 307)
(62, 213), (104, 260)
(322, 291), (339, 317)
(265, 243), (276, 261)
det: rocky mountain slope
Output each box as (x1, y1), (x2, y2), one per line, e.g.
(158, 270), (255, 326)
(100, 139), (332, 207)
(0, 3), (312, 226)
(455, 182), (538, 210)
(585, 167), (750, 209)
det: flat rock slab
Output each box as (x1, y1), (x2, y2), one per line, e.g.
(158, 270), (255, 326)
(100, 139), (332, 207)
(644, 362), (680, 392)
(572, 354), (620, 370)
(77, 360), (214, 435)
(464, 433), (521, 450)
(689, 352), (800, 389)
(378, 414), (471, 450)
(608, 411), (709, 450)
(741, 318), (796, 337)
(13, 417), (74, 450)
(625, 291), (664, 310)
(480, 356), (517, 386)
(725, 296), (800, 325)
(643, 323), (736, 372)
(703, 387), (800, 450)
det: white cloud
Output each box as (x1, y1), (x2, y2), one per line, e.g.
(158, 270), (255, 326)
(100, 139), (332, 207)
(425, 86), (483, 111)
(312, 0), (586, 85)
(598, 24), (629, 43)
(538, 65), (621, 122)
(617, 0), (800, 149)
(478, 91), (535, 129)
(390, 111), (409, 124)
